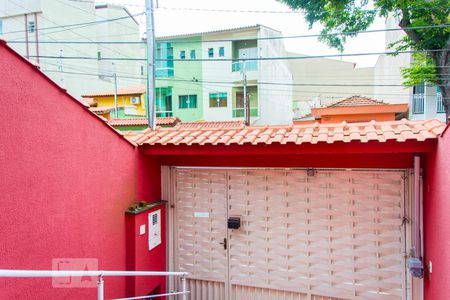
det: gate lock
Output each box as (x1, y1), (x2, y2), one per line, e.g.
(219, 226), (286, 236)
(228, 217), (241, 229)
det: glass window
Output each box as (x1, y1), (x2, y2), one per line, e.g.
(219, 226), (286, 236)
(179, 95), (197, 109)
(97, 51), (102, 60)
(219, 47), (225, 57)
(156, 87), (173, 117)
(180, 50), (186, 60)
(140, 65), (144, 75)
(209, 92), (227, 107)
(208, 48), (214, 58)
(155, 42), (174, 77)
(190, 50), (196, 60)
(28, 21), (35, 33)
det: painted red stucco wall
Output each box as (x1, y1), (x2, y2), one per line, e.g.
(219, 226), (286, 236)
(424, 125), (450, 300)
(0, 42), (163, 299)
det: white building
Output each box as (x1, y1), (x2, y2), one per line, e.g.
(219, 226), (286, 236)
(155, 25), (293, 125)
(288, 54), (375, 118)
(0, 0), (143, 99)
(199, 25), (293, 125)
(373, 15), (446, 121)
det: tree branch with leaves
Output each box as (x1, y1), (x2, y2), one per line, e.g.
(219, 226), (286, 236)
(279, 0), (450, 121)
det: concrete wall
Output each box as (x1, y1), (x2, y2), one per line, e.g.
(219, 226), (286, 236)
(257, 26), (293, 125)
(0, 0), (142, 99)
(0, 41), (163, 299)
(424, 125), (450, 300)
(201, 29), (256, 122)
(288, 54), (374, 118)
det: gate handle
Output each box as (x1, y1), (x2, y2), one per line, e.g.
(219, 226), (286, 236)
(219, 238), (227, 250)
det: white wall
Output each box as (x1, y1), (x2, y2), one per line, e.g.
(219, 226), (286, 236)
(289, 54), (374, 118)
(0, 0), (142, 99)
(201, 28), (258, 122)
(257, 26), (293, 125)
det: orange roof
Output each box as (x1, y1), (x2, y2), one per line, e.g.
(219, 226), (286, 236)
(109, 117), (179, 126)
(89, 106), (115, 114)
(123, 119), (445, 146)
(327, 96), (386, 107)
(177, 120), (244, 129)
(82, 85), (145, 97)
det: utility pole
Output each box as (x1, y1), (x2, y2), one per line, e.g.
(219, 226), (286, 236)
(242, 54), (250, 126)
(58, 49), (64, 87)
(145, 0), (156, 129)
(112, 62), (118, 118)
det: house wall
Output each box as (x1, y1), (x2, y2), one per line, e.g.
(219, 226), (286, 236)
(320, 112), (395, 123)
(94, 93), (146, 115)
(0, 0), (142, 99)
(288, 54), (374, 118)
(423, 125), (450, 300)
(201, 30), (256, 122)
(156, 37), (204, 122)
(0, 42), (163, 299)
(257, 26), (293, 125)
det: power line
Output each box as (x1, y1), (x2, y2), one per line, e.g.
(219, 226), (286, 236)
(156, 23), (450, 44)
(10, 23), (448, 45)
(38, 68), (449, 88)
(1, 10), (145, 36)
(28, 48), (450, 62)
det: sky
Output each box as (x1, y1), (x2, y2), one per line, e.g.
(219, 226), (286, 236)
(107, 0), (388, 68)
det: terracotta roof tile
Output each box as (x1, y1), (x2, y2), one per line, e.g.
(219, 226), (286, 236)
(123, 119), (445, 147)
(89, 106), (115, 114)
(327, 95), (386, 107)
(109, 117), (179, 126)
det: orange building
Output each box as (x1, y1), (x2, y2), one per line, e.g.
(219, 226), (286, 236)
(294, 96), (409, 124)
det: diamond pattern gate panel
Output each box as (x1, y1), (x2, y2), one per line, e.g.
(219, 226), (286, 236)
(174, 169), (228, 300)
(227, 169), (406, 300)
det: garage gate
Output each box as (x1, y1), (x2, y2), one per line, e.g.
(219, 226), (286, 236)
(166, 168), (411, 300)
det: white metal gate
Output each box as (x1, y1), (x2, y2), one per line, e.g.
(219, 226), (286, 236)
(170, 168), (408, 300)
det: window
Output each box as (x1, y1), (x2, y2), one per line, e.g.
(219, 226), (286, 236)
(180, 50), (186, 60)
(219, 47), (225, 57)
(209, 92), (227, 107)
(97, 51), (102, 60)
(179, 95), (197, 109)
(190, 50), (196, 60)
(156, 87), (173, 117)
(0, 20), (3, 35)
(155, 42), (174, 77)
(140, 65), (144, 76)
(208, 48), (214, 58)
(28, 20), (35, 33)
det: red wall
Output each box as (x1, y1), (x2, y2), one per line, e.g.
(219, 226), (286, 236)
(424, 126), (450, 300)
(0, 43), (162, 299)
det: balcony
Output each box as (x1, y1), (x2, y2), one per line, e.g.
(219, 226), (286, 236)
(156, 110), (173, 117)
(437, 92), (444, 113)
(412, 93), (425, 114)
(232, 61), (257, 72)
(232, 107), (258, 118)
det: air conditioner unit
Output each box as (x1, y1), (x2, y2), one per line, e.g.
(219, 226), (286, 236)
(130, 96), (140, 104)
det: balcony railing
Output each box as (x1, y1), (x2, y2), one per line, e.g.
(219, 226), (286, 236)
(232, 61), (257, 72)
(412, 93), (425, 114)
(156, 110), (173, 117)
(437, 92), (444, 113)
(0, 269), (189, 300)
(232, 107), (258, 118)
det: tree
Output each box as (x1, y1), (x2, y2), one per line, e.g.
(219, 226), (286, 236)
(279, 0), (450, 121)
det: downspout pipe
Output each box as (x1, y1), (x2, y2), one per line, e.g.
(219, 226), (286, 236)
(408, 155), (424, 278)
